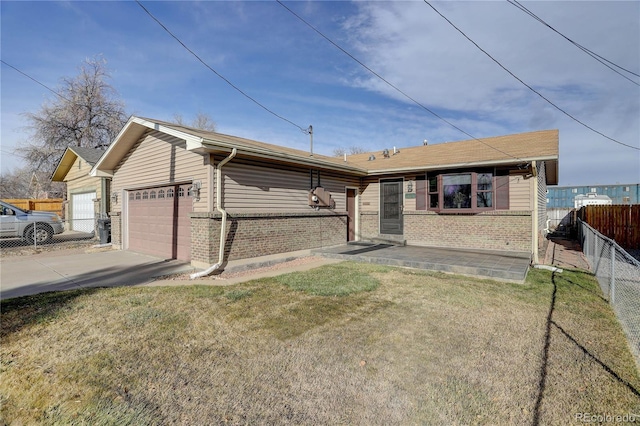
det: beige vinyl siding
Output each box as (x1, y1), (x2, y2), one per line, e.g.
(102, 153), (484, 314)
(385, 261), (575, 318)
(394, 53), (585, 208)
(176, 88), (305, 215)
(65, 156), (102, 200)
(222, 160), (357, 213)
(509, 172), (533, 211)
(360, 177), (379, 212)
(111, 130), (209, 213)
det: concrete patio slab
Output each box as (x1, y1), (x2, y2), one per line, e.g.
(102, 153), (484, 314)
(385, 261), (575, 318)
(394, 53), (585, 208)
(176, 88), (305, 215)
(312, 243), (532, 282)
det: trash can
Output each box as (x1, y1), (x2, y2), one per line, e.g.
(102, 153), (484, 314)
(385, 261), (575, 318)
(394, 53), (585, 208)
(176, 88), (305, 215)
(97, 218), (111, 244)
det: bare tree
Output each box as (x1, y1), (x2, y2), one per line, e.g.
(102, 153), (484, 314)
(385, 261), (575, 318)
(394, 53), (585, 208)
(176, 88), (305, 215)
(172, 111), (217, 132)
(0, 167), (31, 199)
(333, 146), (367, 157)
(20, 56), (128, 176)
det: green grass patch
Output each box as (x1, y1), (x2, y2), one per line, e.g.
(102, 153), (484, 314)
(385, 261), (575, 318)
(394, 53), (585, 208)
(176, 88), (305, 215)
(224, 289), (252, 301)
(274, 262), (389, 296)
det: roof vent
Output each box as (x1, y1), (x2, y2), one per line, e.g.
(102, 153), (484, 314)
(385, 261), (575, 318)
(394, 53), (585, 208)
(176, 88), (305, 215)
(393, 146), (399, 155)
(368, 155), (376, 161)
(382, 149), (390, 158)
(423, 139), (428, 145)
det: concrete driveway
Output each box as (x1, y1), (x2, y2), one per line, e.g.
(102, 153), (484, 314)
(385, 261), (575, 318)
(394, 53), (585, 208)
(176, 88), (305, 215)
(0, 250), (195, 300)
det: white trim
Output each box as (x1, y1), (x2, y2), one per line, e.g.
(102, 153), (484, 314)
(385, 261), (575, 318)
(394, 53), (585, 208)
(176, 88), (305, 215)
(365, 156), (558, 176)
(121, 179), (194, 192)
(345, 186), (360, 242)
(122, 188), (129, 250)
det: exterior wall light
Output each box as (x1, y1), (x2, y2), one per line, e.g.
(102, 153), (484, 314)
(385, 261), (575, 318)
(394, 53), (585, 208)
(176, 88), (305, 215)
(111, 192), (118, 204)
(407, 180), (414, 193)
(189, 180), (202, 201)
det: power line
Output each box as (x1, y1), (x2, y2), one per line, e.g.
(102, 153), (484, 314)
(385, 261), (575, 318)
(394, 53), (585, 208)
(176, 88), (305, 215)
(1, 60), (70, 102)
(276, 0), (526, 162)
(423, 1), (639, 151)
(507, 0), (640, 86)
(135, 0), (310, 135)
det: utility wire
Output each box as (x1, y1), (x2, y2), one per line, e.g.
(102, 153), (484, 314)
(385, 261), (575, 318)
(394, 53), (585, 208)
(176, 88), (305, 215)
(276, 0), (526, 162)
(135, 0), (310, 134)
(424, 1), (639, 151)
(1, 60), (71, 102)
(507, 0), (639, 86)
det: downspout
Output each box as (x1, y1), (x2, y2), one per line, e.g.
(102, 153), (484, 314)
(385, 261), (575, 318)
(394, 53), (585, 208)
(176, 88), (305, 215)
(532, 161), (539, 264)
(190, 148), (237, 279)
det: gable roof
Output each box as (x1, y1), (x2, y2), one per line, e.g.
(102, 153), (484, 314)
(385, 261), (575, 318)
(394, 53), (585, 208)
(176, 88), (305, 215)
(348, 129), (559, 176)
(91, 116), (559, 183)
(51, 146), (106, 182)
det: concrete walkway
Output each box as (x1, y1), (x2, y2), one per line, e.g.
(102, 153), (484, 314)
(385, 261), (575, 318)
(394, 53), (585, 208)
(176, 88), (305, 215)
(1, 237), (594, 300)
(313, 243), (532, 282)
(544, 236), (591, 271)
(0, 250), (195, 300)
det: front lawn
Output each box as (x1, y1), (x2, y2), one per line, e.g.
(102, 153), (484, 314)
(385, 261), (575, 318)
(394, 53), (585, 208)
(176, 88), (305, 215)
(1, 262), (638, 424)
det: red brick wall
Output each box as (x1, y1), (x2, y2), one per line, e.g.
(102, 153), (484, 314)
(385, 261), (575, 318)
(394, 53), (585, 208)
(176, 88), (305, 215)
(404, 211), (531, 252)
(109, 212), (122, 248)
(360, 212), (379, 239)
(359, 210), (532, 253)
(190, 212), (348, 265)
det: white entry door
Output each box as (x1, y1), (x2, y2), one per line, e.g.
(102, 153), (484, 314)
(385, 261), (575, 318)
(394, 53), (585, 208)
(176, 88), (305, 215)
(71, 192), (96, 232)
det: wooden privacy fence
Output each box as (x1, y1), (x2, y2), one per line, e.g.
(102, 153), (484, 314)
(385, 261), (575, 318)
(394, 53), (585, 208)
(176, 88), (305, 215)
(577, 205), (640, 249)
(1, 199), (64, 218)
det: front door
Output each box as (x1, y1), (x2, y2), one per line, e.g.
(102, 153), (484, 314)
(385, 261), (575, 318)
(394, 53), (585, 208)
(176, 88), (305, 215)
(380, 179), (403, 235)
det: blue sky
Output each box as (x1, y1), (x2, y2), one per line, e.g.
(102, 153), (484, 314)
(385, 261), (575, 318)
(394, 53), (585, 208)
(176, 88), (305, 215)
(2, 1), (639, 186)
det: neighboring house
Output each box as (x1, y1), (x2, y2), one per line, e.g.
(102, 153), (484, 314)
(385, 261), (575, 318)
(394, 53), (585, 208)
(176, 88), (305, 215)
(573, 193), (612, 209)
(547, 184), (639, 208)
(91, 116), (558, 268)
(51, 146), (109, 233)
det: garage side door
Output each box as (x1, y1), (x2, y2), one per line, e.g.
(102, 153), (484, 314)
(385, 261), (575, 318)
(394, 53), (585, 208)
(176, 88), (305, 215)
(128, 184), (192, 261)
(71, 192), (96, 232)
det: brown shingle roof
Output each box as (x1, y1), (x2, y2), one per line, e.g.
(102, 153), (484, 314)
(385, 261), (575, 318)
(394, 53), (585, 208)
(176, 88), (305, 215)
(346, 129), (559, 173)
(150, 118), (558, 174)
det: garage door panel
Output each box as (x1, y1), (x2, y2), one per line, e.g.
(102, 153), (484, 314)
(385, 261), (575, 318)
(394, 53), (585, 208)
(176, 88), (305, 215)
(72, 192), (96, 232)
(127, 184), (191, 261)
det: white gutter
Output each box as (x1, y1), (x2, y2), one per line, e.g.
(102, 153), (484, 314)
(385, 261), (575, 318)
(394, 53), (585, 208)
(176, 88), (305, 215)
(190, 148), (237, 279)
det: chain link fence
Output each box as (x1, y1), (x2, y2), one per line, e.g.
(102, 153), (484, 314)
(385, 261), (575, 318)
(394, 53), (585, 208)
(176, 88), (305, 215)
(0, 218), (98, 254)
(577, 218), (640, 367)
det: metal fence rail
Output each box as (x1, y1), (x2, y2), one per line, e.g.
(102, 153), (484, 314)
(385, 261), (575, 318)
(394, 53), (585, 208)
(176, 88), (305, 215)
(578, 219), (640, 367)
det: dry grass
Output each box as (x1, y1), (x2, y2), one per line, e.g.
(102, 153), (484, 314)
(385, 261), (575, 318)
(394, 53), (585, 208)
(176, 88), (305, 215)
(1, 262), (639, 425)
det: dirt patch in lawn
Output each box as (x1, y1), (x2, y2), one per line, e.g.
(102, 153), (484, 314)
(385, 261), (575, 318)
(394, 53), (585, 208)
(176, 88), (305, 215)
(1, 263), (638, 425)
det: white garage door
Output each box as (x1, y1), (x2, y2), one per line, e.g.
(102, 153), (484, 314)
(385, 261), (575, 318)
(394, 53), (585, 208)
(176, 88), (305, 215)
(71, 192), (96, 232)
(127, 184), (192, 261)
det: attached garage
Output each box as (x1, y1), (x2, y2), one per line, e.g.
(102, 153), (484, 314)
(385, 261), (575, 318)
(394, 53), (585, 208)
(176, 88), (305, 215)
(127, 184), (192, 261)
(71, 191), (97, 232)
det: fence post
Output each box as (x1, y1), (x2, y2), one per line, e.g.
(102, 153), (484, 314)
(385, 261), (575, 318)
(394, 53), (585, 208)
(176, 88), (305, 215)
(609, 244), (616, 305)
(609, 243), (615, 304)
(594, 230), (600, 272)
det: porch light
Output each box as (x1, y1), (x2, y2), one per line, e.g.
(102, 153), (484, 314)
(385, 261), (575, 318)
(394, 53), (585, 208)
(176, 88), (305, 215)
(407, 180), (414, 193)
(111, 192), (118, 204)
(189, 180), (202, 201)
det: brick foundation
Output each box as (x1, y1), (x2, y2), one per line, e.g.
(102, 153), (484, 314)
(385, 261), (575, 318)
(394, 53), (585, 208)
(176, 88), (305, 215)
(109, 212), (122, 249)
(190, 212), (348, 267)
(360, 210), (532, 253)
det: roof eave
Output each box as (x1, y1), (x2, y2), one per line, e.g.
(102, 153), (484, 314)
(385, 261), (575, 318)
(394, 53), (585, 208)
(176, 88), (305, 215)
(363, 155), (559, 176)
(51, 148), (78, 182)
(90, 116), (205, 177)
(195, 138), (368, 176)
